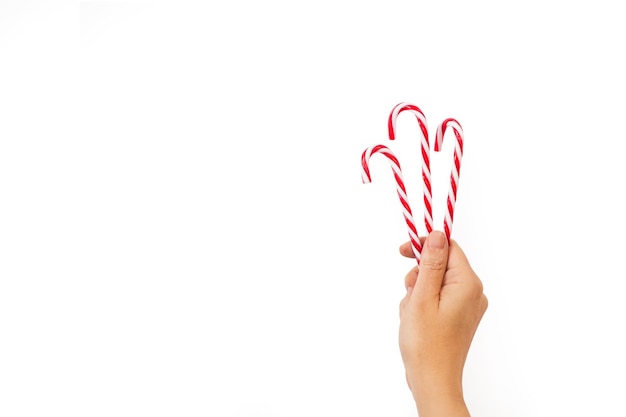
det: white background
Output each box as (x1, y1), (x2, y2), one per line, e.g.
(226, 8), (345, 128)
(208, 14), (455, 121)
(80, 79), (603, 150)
(1, 1), (625, 416)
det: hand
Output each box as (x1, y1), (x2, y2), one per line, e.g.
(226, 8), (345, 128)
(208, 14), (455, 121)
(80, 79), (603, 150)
(398, 231), (488, 417)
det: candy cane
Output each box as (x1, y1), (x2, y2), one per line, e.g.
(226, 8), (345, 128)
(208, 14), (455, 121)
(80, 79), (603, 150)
(434, 118), (464, 241)
(387, 102), (433, 235)
(361, 144), (422, 263)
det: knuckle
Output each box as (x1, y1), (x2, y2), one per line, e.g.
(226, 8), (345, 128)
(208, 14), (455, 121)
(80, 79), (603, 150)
(419, 255), (446, 272)
(404, 267), (418, 289)
(473, 278), (484, 294)
(399, 296), (410, 318)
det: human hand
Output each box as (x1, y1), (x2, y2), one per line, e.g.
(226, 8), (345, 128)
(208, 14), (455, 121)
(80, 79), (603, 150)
(398, 231), (488, 417)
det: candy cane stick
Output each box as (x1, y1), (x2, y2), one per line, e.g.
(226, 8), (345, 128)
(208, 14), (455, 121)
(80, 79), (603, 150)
(387, 102), (433, 235)
(361, 144), (422, 263)
(434, 118), (464, 241)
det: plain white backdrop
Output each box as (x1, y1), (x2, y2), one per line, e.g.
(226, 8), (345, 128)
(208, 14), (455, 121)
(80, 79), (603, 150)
(1, 1), (625, 416)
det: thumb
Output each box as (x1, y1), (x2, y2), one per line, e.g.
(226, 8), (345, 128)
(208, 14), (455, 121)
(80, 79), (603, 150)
(413, 231), (449, 303)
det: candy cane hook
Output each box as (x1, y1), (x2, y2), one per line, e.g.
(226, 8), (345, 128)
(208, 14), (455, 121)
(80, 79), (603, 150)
(388, 102), (433, 235)
(361, 144), (422, 263)
(434, 118), (464, 241)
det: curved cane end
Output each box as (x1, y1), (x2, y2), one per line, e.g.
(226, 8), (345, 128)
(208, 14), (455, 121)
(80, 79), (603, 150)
(389, 102), (428, 142)
(388, 102), (410, 140)
(361, 149), (373, 183)
(434, 118), (463, 152)
(361, 164), (372, 184)
(388, 114), (397, 140)
(360, 144), (400, 184)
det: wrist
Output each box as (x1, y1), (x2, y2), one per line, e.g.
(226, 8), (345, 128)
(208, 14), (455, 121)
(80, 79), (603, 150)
(413, 388), (468, 417)
(409, 373), (468, 417)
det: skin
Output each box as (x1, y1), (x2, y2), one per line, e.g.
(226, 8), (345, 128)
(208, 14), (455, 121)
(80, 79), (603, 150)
(398, 231), (488, 417)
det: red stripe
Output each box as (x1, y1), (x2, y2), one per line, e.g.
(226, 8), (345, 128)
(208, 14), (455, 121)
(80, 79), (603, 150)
(388, 113), (396, 140)
(421, 147), (430, 168)
(399, 194), (412, 215)
(394, 172), (407, 195)
(361, 150), (371, 181)
(405, 217), (418, 236)
(419, 121), (428, 141)
(410, 236), (422, 252)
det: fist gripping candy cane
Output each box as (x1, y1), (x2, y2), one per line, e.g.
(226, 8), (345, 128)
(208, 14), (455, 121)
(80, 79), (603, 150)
(361, 144), (423, 263)
(435, 118), (464, 241)
(387, 102), (433, 235)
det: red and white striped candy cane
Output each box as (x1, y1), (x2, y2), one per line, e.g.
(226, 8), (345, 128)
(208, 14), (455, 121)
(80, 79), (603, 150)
(361, 144), (422, 263)
(434, 118), (464, 241)
(387, 102), (433, 235)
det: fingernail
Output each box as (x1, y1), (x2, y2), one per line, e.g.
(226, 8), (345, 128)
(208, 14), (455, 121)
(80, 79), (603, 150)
(427, 231), (446, 249)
